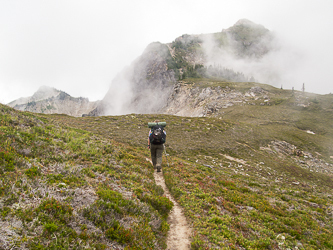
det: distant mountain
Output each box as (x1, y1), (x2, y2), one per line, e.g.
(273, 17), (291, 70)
(90, 19), (277, 116)
(8, 86), (99, 117)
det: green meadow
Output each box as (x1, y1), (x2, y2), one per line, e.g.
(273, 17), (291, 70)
(1, 81), (333, 249)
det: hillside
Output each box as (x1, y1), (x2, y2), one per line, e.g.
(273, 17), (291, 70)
(0, 104), (172, 249)
(8, 86), (98, 117)
(1, 76), (333, 250)
(54, 81), (333, 249)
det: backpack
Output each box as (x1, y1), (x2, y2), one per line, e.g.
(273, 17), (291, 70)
(150, 125), (166, 145)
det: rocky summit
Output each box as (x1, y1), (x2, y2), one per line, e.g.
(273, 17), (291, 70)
(89, 19), (275, 116)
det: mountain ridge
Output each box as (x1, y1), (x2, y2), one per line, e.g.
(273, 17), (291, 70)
(89, 19), (279, 116)
(8, 86), (99, 117)
(8, 19), (288, 118)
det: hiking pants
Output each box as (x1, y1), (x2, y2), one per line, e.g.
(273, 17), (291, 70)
(150, 144), (164, 169)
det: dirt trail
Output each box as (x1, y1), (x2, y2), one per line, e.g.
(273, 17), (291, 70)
(154, 170), (192, 250)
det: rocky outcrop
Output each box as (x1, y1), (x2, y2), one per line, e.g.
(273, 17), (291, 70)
(261, 140), (333, 176)
(162, 83), (270, 117)
(8, 86), (99, 117)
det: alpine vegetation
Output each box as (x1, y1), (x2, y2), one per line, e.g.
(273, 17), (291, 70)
(56, 80), (333, 249)
(0, 104), (173, 249)
(1, 78), (333, 248)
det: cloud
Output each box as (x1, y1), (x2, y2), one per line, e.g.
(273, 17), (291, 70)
(100, 42), (176, 115)
(200, 21), (306, 90)
(100, 67), (134, 115)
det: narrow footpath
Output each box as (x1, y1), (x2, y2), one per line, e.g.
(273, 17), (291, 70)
(154, 170), (192, 250)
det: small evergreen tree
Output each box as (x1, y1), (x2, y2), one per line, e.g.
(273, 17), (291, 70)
(182, 71), (187, 80)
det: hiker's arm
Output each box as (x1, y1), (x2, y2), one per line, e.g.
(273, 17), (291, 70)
(148, 132), (150, 149)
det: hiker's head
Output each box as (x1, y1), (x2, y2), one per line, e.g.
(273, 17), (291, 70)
(154, 120), (160, 123)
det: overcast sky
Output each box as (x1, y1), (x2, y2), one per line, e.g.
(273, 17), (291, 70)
(1, 0), (333, 104)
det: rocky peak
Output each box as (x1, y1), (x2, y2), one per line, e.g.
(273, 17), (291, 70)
(223, 19), (271, 58)
(233, 18), (259, 27)
(31, 86), (60, 102)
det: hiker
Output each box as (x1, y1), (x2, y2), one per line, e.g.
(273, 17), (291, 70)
(148, 120), (166, 172)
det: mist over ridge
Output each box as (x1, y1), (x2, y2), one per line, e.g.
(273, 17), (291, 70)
(91, 19), (303, 116)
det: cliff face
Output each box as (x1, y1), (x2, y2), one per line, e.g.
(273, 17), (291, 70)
(91, 19), (277, 116)
(8, 86), (99, 117)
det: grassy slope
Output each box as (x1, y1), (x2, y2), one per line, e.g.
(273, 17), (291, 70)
(1, 81), (333, 249)
(55, 81), (333, 249)
(0, 104), (172, 249)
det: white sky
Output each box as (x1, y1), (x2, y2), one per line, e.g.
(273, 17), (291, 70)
(1, 0), (333, 104)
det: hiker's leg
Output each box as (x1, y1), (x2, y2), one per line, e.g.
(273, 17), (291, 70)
(156, 144), (164, 171)
(150, 145), (157, 169)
